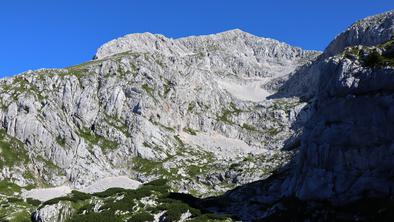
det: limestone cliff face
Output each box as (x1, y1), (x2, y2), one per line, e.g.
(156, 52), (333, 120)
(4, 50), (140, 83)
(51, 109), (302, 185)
(288, 9), (394, 203)
(324, 10), (394, 57)
(212, 10), (394, 221)
(0, 29), (318, 196)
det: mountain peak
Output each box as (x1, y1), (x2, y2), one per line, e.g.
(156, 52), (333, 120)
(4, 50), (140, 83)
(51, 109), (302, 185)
(94, 32), (181, 59)
(215, 28), (250, 36)
(94, 30), (255, 59)
(94, 29), (315, 61)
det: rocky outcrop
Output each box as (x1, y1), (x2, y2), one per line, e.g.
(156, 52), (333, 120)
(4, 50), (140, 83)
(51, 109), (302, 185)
(34, 202), (74, 222)
(205, 10), (394, 221)
(286, 9), (394, 204)
(324, 10), (394, 57)
(287, 54), (394, 203)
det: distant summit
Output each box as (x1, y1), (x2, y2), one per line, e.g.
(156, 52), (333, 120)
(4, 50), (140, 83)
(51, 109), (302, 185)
(94, 29), (319, 60)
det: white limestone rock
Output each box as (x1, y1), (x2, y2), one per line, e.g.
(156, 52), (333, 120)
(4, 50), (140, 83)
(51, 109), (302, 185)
(0, 31), (323, 222)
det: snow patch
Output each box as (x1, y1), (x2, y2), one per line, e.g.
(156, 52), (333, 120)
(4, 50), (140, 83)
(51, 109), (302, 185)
(21, 176), (142, 202)
(22, 186), (71, 202)
(80, 176), (141, 194)
(217, 78), (270, 102)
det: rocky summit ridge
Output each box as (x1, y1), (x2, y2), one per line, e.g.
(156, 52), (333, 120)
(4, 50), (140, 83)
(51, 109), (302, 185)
(94, 29), (314, 60)
(1, 9), (394, 222)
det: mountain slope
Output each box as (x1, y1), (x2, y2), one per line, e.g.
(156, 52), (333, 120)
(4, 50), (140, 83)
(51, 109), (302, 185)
(203, 9), (394, 221)
(4, 9), (394, 221)
(0, 30), (319, 221)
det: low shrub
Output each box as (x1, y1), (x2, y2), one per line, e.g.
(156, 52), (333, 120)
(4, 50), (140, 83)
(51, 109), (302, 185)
(364, 51), (386, 67)
(161, 202), (201, 222)
(70, 190), (92, 201)
(26, 198), (41, 206)
(127, 211), (154, 222)
(93, 187), (126, 198)
(68, 211), (123, 222)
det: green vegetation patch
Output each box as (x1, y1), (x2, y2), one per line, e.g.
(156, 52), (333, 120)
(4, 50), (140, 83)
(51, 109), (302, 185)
(68, 211), (123, 222)
(0, 74), (48, 102)
(187, 165), (205, 178)
(0, 181), (21, 196)
(188, 102), (196, 112)
(241, 123), (258, 132)
(161, 124), (176, 132)
(217, 103), (242, 124)
(159, 201), (201, 222)
(174, 135), (185, 148)
(0, 192), (40, 222)
(64, 67), (89, 78)
(56, 136), (66, 147)
(78, 128), (119, 151)
(183, 127), (198, 135)
(162, 79), (172, 97)
(26, 198), (41, 206)
(266, 127), (282, 136)
(142, 83), (155, 98)
(345, 39), (394, 68)
(363, 50), (394, 68)
(270, 99), (300, 113)
(37, 155), (60, 172)
(0, 129), (29, 168)
(132, 156), (166, 175)
(42, 179), (232, 222)
(69, 179), (171, 220)
(127, 211), (154, 222)
(104, 114), (131, 137)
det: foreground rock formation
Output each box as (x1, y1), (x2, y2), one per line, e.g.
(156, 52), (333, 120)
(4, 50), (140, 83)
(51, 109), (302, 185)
(201, 9), (394, 221)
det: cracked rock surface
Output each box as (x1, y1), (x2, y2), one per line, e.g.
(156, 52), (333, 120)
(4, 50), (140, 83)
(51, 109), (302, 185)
(0, 29), (321, 221)
(207, 9), (394, 222)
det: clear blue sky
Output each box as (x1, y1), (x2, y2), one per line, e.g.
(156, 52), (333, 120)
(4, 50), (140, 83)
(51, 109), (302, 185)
(1, 1), (393, 77)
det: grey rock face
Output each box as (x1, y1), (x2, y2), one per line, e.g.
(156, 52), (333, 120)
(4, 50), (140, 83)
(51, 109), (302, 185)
(295, 13), (394, 202)
(35, 202), (74, 222)
(211, 10), (394, 221)
(324, 10), (394, 57)
(0, 30), (318, 197)
(272, 10), (394, 100)
(289, 52), (394, 203)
